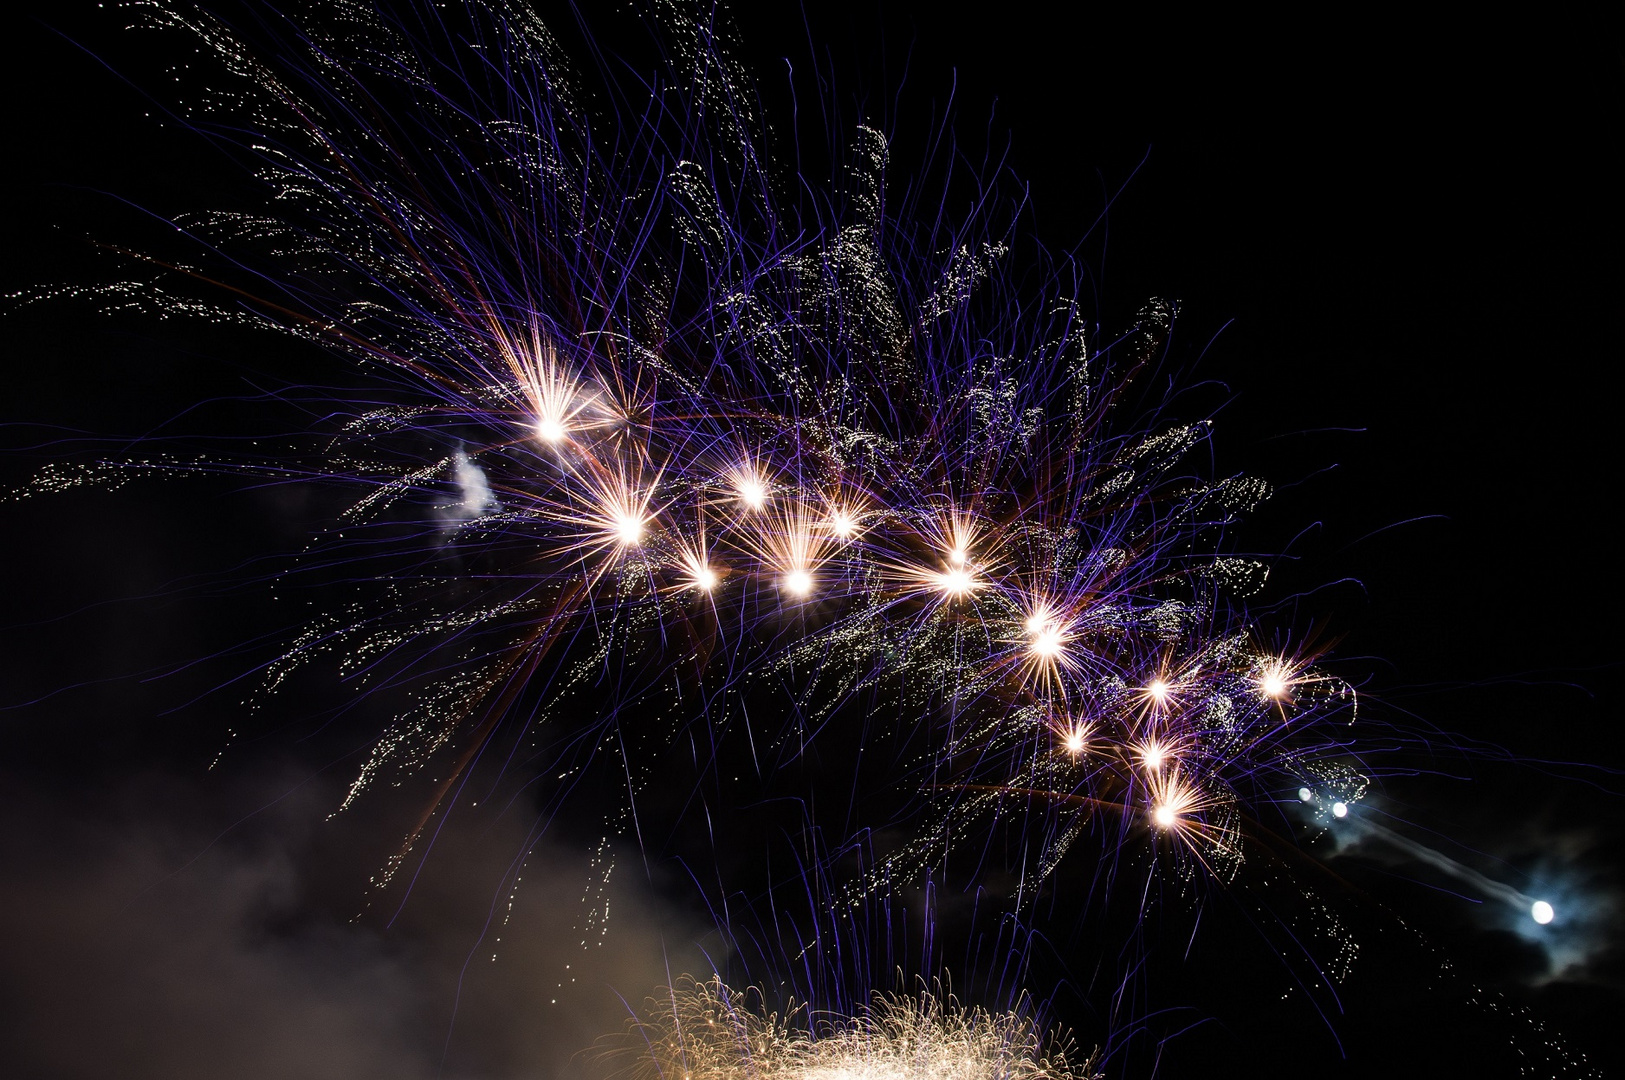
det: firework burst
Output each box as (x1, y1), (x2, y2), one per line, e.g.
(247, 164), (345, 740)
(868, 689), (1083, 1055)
(11, 0), (1421, 1066)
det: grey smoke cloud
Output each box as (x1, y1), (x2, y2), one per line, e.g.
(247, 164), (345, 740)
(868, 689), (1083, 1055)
(0, 771), (706, 1079)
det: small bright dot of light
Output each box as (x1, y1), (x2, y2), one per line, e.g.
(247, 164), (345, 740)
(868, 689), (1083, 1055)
(1143, 747), (1165, 770)
(948, 546), (967, 566)
(939, 567), (974, 596)
(1331, 801), (1348, 818)
(784, 569), (812, 596)
(1532, 900), (1554, 925)
(1261, 672), (1288, 697)
(693, 566), (717, 591)
(536, 418), (566, 442)
(1031, 628), (1062, 658)
(1153, 805), (1177, 828)
(739, 480), (767, 509)
(1064, 732), (1084, 754)
(1298, 787), (1313, 802)
(1148, 679), (1169, 700)
(830, 513), (856, 538)
(614, 514), (643, 545)
(1024, 612), (1048, 635)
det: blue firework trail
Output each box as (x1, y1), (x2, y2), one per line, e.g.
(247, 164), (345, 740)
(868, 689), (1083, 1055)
(11, 1), (1592, 1075)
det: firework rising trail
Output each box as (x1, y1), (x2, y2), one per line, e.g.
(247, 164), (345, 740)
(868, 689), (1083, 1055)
(9, 0), (1564, 1071)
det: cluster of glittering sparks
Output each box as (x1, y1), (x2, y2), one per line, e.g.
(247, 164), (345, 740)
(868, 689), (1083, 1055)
(495, 333), (1348, 875)
(610, 979), (1098, 1080)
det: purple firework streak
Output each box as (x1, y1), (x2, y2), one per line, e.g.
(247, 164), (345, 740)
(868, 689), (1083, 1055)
(11, 0), (1596, 1075)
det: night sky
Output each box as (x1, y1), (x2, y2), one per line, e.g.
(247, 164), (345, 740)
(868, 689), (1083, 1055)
(4, 3), (1621, 1078)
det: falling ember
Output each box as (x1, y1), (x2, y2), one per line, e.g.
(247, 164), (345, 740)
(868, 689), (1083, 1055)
(1145, 773), (1203, 839)
(827, 510), (858, 539)
(614, 512), (645, 546)
(1260, 663), (1290, 699)
(935, 565), (977, 598)
(735, 473), (768, 510)
(510, 330), (593, 446)
(1031, 628), (1064, 660)
(576, 475), (660, 555)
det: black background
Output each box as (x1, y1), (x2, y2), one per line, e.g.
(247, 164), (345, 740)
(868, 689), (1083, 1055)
(3, 3), (1621, 1078)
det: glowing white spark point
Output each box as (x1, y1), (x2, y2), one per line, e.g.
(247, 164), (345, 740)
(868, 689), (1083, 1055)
(693, 565), (717, 591)
(938, 566), (975, 598)
(1532, 900), (1554, 925)
(1147, 678), (1169, 701)
(1024, 611), (1049, 635)
(1141, 744), (1166, 771)
(1298, 787), (1313, 802)
(614, 513), (644, 546)
(784, 569), (812, 596)
(948, 546), (967, 566)
(1260, 665), (1289, 698)
(1064, 731), (1085, 755)
(1331, 801), (1348, 818)
(1031, 628), (1063, 659)
(1153, 804), (1177, 828)
(737, 477), (767, 509)
(536, 417), (566, 443)
(828, 511), (857, 538)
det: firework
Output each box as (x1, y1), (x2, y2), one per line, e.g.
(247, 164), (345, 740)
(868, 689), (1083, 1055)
(15, 0), (1404, 1066)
